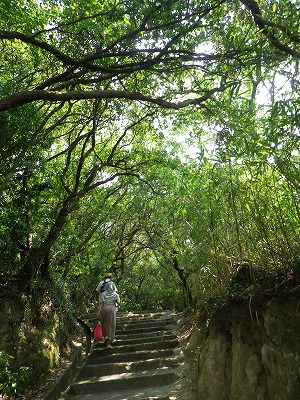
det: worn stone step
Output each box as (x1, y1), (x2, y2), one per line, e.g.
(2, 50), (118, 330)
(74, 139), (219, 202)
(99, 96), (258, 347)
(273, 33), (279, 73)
(117, 313), (171, 320)
(117, 311), (169, 319)
(116, 320), (174, 331)
(113, 329), (175, 342)
(93, 333), (177, 348)
(68, 368), (177, 395)
(114, 327), (174, 338)
(117, 322), (173, 332)
(86, 348), (175, 365)
(90, 324), (175, 343)
(117, 317), (170, 325)
(81, 311), (168, 322)
(86, 318), (174, 332)
(117, 311), (170, 321)
(83, 313), (176, 328)
(89, 321), (175, 337)
(56, 311), (181, 400)
(78, 355), (181, 378)
(59, 382), (177, 400)
(89, 338), (178, 360)
(93, 332), (177, 348)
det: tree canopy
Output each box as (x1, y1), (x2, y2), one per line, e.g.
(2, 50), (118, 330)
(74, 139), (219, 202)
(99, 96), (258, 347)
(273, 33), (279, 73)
(1, 2), (300, 367)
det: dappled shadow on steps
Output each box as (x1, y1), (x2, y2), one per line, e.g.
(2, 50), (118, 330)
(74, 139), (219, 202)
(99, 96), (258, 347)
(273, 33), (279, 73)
(57, 310), (185, 400)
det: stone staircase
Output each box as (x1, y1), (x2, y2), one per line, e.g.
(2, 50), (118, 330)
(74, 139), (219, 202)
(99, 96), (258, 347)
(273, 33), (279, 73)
(58, 310), (183, 400)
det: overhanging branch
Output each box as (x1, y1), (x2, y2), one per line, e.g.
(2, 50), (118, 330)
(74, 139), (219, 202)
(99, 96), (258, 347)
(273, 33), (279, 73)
(240, 0), (300, 58)
(0, 85), (228, 112)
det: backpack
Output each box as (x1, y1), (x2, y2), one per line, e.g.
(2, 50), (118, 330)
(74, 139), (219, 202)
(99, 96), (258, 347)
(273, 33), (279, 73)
(100, 279), (109, 293)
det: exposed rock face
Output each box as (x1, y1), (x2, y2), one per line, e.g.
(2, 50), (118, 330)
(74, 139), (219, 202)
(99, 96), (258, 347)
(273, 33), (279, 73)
(186, 293), (300, 400)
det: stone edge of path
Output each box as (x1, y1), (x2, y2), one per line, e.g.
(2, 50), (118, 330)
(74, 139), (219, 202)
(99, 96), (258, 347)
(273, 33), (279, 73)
(43, 342), (86, 400)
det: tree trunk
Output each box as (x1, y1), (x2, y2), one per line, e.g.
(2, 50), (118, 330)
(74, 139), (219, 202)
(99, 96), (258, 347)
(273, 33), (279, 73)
(18, 194), (79, 287)
(170, 249), (193, 306)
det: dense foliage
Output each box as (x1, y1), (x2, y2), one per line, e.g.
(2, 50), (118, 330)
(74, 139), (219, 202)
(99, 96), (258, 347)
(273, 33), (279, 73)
(0, 0), (299, 386)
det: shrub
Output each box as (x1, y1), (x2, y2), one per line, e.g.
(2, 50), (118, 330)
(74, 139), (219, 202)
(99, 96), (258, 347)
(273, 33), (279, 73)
(0, 352), (30, 399)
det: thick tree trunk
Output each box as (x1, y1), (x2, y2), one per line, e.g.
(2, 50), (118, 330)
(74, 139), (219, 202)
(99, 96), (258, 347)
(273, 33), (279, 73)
(17, 195), (79, 287)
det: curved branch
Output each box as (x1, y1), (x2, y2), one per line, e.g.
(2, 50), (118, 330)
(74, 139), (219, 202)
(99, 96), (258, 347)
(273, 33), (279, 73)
(0, 85), (228, 112)
(240, 0), (300, 58)
(0, 30), (80, 65)
(0, 30), (125, 74)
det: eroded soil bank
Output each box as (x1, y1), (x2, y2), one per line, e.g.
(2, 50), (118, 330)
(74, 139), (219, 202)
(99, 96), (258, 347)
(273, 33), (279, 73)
(184, 284), (300, 400)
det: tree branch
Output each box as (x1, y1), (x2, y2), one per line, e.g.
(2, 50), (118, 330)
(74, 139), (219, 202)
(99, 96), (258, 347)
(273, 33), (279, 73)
(0, 85), (228, 112)
(0, 30), (127, 74)
(240, 0), (300, 58)
(0, 30), (80, 65)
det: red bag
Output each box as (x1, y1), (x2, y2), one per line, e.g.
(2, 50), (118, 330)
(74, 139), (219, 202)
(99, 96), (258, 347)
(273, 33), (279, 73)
(93, 321), (103, 341)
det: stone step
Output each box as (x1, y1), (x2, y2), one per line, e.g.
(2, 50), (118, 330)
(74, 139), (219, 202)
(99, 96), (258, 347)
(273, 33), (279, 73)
(118, 311), (175, 319)
(68, 368), (177, 395)
(81, 314), (177, 339)
(112, 329), (176, 342)
(117, 312), (171, 319)
(114, 324), (174, 336)
(86, 348), (175, 365)
(117, 319), (173, 330)
(88, 338), (178, 360)
(117, 316), (169, 324)
(93, 332), (177, 347)
(59, 383), (177, 400)
(117, 311), (170, 319)
(57, 311), (181, 400)
(88, 319), (175, 336)
(78, 355), (181, 378)
(81, 311), (168, 322)
(118, 310), (168, 316)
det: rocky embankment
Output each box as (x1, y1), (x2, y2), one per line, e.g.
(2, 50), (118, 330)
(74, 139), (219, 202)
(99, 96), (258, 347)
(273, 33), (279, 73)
(184, 286), (300, 400)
